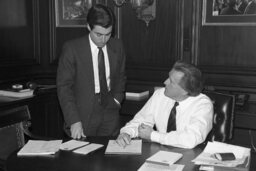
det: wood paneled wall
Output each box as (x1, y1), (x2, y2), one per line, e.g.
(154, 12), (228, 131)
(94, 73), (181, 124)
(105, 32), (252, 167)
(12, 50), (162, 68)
(186, 0), (256, 90)
(121, 0), (181, 83)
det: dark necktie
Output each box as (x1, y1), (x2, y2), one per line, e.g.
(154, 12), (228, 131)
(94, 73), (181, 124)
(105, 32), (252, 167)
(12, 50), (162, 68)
(167, 102), (179, 132)
(98, 47), (108, 105)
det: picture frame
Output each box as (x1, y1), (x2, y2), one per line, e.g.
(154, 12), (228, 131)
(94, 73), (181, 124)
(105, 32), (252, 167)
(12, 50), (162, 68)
(202, 0), (256, 26)
(55, 0), (93, 27)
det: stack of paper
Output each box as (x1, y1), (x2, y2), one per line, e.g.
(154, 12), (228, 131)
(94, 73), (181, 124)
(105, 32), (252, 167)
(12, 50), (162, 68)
(192, 141), (251, 170)
(146, 151), (183, 166)
(18, 140), (62, 156)
(105, 140), (142, 155)
(138, 151), (184, 171)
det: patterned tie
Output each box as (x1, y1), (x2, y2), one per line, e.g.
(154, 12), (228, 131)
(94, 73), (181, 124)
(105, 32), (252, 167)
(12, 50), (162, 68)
(167, 102), (179, 132)
(98, 47), (108, 105)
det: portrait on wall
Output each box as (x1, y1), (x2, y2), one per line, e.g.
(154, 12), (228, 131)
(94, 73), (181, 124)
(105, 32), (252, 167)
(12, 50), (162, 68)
(55, 0), (92, 27)
(202, 0), (256, 26)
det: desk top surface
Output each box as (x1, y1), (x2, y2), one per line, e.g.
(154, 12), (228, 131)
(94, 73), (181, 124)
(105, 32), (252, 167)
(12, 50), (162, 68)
(6, 137), (255, 171)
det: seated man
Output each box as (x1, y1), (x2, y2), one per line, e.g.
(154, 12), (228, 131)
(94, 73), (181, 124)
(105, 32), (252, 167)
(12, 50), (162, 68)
(116, 61), (213, 149)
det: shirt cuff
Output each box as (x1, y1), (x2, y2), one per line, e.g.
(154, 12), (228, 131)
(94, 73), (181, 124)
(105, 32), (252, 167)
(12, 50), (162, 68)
(151, 131), (160, 143)
(120, 128), (136, 138)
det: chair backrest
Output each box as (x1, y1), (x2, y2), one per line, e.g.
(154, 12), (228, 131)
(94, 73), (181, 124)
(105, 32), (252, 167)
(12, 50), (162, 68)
(0, 106), (30, 165)
(204, 91), (235, 142)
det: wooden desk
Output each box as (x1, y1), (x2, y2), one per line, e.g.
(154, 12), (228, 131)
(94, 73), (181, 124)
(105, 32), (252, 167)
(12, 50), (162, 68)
(6, 137), (202, 171)
(6, 137), (255, 171)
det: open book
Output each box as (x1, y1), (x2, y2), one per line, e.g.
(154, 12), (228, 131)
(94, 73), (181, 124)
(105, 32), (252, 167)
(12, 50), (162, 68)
(18, 140), (62, 156)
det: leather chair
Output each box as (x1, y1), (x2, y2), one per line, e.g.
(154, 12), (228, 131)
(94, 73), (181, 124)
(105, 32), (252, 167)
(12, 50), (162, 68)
(0, 105), (39, 171)
(204, 91), (235, 143)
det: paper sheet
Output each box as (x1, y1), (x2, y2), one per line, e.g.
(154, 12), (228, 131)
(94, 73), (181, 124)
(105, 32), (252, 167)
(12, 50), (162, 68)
(138, 163), (184, 171)
(73, 143), (104, 155)
(60, 140), (89, 151)
(105, 140), (142, 155)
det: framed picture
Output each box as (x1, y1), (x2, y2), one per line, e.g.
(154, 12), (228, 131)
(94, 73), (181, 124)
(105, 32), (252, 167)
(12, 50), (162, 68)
(55, 0), (92, 27)
(202, 0), (256, 26)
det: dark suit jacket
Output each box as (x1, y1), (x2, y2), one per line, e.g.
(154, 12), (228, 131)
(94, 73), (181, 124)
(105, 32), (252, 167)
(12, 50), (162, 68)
(57, 35), (126, 130)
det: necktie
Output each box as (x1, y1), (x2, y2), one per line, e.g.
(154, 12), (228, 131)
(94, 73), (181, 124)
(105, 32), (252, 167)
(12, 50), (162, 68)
(167, 102), (179, 132)
(98, 47), (108, 105)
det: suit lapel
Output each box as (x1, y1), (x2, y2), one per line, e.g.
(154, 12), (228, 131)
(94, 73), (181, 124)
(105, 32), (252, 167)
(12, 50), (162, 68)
(107, 42), (117, 89)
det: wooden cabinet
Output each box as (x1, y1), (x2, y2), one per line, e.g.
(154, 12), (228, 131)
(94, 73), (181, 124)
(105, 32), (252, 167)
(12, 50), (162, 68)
(0, 88), (64, 139)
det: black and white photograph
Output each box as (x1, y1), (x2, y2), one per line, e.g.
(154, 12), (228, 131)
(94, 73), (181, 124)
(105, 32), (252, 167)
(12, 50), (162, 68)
(203, 0), (256, 25)
(0, 0), (256, 171)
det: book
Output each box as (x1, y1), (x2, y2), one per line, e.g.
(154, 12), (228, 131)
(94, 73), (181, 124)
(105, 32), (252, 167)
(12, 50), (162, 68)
(73, 143), (104, 155)
(146, 151), (183, 166)
(17, 140), (62, 156)
(125, 90), (149, 101)
(105, 140), (142, 155)
(0, 89), (34, 98)
(60, 140), (89, 151)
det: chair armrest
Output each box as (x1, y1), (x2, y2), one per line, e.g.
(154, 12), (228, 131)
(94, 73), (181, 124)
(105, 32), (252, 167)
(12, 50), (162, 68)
(22, 121), (53, 141)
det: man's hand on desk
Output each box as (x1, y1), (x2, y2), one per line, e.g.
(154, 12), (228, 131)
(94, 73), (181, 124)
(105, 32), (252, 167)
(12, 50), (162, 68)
(138, 123), (153, 140)
(70, 122), (86, 139)
(116, 133), (131, 148)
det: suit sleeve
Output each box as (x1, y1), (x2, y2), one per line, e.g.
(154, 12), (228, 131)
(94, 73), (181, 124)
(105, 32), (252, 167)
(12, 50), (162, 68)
(56, 42), (80, 127)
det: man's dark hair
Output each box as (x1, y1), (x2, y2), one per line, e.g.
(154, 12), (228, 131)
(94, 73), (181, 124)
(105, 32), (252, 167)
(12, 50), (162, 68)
(173, 60), (203, 96)
(87, 4), (115, 30)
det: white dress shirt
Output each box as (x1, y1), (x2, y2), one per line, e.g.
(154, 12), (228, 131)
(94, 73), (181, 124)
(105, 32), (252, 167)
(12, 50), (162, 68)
(120, 88), (213, 149)
(89, 35), (110, 93)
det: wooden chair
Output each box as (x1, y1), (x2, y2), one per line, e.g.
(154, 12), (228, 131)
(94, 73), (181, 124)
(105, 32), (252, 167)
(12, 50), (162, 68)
(0, 105), (40, 171)
(204, 91), (235, 142)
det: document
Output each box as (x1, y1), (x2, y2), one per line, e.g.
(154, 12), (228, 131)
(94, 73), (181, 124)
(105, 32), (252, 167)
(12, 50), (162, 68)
(60, 140), (89, 151)
(192, 141), (251, 168)
(105, 140), (142, 155)
(138, 163), (184, 171)
(17, 140), (62, 156)
(73, 143), (104, 155)
(146, 151), (183, 166)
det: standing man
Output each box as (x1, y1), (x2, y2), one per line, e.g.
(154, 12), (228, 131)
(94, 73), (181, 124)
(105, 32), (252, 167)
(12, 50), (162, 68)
(57, 4), (126, 139)
(116, 61), (213, 149)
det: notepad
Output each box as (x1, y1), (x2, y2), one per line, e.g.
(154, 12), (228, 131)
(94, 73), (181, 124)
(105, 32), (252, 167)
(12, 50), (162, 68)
(73, 143), (104, 155)
(60, 140), (89, 151)
(105, 140), (142, 155)
(17, 140), (62, 156)
(146, 151), (183, 166)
